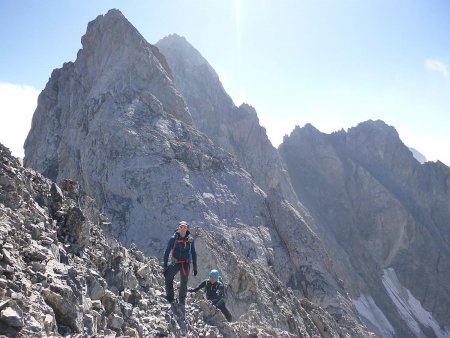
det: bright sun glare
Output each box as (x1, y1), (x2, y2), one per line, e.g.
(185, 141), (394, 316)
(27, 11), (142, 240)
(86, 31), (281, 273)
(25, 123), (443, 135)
(235, 0), (241, 20)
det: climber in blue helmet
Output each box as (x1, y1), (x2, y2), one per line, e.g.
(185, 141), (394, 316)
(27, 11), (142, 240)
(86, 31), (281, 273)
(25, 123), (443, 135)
(188, 269), (232, 322)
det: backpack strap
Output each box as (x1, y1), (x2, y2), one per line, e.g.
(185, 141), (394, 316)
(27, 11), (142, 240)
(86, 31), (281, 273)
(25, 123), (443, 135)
(170, 234), (190, 255)
(169, 233), (192, 275)
(170, 233), (178, 257)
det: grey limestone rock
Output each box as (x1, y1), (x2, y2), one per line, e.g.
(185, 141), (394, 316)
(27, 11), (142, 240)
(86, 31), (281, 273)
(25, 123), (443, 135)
(86, 270), (107, 300)
(42, 285), (84, 333)
(21, 9), (375, 338)
(156, 34), (299, 206)
(0, 301), (24, 328)
(279, 120), (450, 337)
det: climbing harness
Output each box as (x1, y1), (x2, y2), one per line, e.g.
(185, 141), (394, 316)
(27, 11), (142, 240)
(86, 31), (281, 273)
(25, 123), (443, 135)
(170, 234), (193, 275)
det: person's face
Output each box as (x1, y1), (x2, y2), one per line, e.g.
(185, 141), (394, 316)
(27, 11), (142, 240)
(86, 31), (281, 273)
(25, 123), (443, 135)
(179, 224), (188, 236)
(210, 276), (217, 284)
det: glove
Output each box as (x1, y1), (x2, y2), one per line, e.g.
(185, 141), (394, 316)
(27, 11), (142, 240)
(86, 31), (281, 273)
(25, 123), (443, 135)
(193, 269), (198, 276)
(187, 288), (194, 293)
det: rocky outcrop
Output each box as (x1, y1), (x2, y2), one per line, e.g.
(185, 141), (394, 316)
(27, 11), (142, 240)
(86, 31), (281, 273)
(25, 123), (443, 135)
(156, 34), (299, 205)
(24, 9), (191, 182)
(279, 120), (450, 337)
(1, 142), (209, 336)
(2, 142), (372, 337)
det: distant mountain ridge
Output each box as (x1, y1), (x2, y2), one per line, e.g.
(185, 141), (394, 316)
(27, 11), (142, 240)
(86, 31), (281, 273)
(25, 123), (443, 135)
(279, 120), (450, 337)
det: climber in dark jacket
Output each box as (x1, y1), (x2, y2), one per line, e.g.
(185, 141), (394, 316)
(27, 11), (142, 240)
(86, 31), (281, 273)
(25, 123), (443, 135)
(188, 269), (232, 322)
(163, 221), (197, 304)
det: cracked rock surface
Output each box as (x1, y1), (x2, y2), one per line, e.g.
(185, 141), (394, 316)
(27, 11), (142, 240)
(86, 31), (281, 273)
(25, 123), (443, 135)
(2, 142), (375, 337)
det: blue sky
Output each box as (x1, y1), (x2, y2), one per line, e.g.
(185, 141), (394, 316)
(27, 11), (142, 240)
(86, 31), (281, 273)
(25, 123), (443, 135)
(1, 0), (449, 165)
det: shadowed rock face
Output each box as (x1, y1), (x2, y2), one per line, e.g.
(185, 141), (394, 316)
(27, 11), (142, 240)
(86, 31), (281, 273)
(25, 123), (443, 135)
(279, 120), (450, 336)
(22, 9), (374, 337)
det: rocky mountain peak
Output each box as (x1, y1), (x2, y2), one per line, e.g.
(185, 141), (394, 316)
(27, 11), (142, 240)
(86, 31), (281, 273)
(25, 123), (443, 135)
(156, 34), (223, 83)
(156, 34), (235, 128)
(22, 10), (377, 337)
(80, 9), (173, 81)
(237, 103), (258, 117)
(340, 120), (422, 183)
(82, 9), (139, 51)
(281, 124), (327, 151)
(346, 120), (402, 148)
(293, 123), (322, 136)
(24, 8), (192, 181)
(280, 119), (450, 337)
(156, 36), (302, 205)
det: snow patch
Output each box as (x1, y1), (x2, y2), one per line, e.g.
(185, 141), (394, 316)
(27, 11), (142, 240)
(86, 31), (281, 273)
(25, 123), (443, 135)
(353, 294), (395, 338)
(382, 268), (450, 338)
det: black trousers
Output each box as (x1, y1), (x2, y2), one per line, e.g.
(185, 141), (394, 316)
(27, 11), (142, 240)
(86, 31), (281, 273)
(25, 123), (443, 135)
(216, 302), (232, 322)
(164, 263), (189, 303)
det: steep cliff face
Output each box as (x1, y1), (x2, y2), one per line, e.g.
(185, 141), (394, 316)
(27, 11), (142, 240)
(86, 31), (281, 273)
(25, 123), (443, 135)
(24, 9), (191, 183)
(23, 9), (373, 337)
(279, 120), (450, 337)
(3, 141), (353, 337)
(156, 35), (299, 205)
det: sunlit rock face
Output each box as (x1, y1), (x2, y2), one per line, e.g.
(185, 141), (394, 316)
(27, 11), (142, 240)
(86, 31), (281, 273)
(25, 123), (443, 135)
(23, 9), (375, 337)
(280, 120), (450, 337)
(156, 34), (299, 205)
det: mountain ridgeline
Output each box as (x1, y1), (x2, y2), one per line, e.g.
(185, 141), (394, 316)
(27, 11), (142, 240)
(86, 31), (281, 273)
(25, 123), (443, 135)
(279, 122), (450, 337)
(21, 9), (450, 338)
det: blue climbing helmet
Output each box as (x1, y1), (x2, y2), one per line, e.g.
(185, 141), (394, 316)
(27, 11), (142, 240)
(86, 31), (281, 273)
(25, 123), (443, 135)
(209, 269), (219, 279)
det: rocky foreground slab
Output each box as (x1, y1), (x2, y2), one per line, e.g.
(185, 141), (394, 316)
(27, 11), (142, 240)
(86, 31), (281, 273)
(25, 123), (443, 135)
(1, 142), (315, 337)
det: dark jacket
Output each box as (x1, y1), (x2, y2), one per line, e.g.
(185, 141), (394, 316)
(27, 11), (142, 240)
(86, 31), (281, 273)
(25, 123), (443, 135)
(163, 230), (197, 269)
(190, 279), (225, 305)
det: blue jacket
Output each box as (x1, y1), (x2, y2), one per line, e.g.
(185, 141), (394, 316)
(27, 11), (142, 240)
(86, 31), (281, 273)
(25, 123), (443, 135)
(163, 230), (197, 269)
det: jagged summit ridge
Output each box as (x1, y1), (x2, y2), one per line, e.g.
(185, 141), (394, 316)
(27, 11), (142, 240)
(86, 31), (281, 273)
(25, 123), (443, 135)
(280, 119), (450, 337)
(24, 8), (192, 180)
(157, 34), (226, 95)
(80, 9), (175, 87)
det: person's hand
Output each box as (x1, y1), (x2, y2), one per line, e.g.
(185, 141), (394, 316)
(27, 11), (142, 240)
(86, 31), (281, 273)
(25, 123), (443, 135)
(193, 269), (198, 276)
(187, 288), (194, 293)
